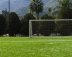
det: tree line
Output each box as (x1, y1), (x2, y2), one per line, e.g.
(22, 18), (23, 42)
(0, 0), (72, 36)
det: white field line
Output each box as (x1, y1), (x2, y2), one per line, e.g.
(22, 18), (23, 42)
(0, 40), (72, 43)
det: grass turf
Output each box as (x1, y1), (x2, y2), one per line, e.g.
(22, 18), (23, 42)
(0, 36), (72, 57)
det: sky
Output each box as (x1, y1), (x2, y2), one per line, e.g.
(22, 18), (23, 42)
(0, 0), (57, 14)
(0, 0), (15, 4)
(0, 0), (15, 12)
(0, 0), (30, 12)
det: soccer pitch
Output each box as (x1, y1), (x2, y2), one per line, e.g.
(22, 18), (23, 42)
(0, 36), (72, 57)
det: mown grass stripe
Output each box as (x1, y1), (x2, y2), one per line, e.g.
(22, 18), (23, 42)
(0, 40), (72, 42)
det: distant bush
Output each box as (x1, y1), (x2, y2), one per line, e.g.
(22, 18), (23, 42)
(20, 13), (35, 36)
(0, 14), (6, 36)
(8, 12), (21, 36)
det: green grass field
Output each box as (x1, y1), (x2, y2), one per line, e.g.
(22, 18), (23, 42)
(0, 36), (72, 57)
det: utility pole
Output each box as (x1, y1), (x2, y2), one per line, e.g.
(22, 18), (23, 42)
(7, 0), (10, 34)
(9, 0), (10, 13)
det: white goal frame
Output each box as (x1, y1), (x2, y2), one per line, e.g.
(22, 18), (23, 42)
(29, 19), (72, 37)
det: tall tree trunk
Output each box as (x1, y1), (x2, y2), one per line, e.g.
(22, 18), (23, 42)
(36, 13), (39, 20)
(36, 13), (40, 36)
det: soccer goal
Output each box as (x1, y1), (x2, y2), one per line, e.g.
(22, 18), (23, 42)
(29, 19), (72, 37)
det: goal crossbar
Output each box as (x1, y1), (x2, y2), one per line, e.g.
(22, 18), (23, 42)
(29, 19), (72, 22)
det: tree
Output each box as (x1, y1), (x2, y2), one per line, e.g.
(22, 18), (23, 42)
(58, 0), (70, 18)
(54, 0), (72, 35)
(0, 14), (6, 36)
(30, 0), (43, 19)
(20, 13), (35, 36)
(40, 14), (55, 36)
(53, 0), (72, 18)
(2, 9), (9, 34)
(2, 9), (8, 18)
(48, 8), (52, 16)
(8, 12), (21, 36)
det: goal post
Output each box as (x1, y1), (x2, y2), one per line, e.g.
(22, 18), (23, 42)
(29, 19), (72, 37)
(29, 20), (32, 37)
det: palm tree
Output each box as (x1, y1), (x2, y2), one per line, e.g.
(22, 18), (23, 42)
(30, 0), (43, 19)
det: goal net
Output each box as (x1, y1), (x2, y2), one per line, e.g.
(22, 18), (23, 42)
(29, 19), (72, 37)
